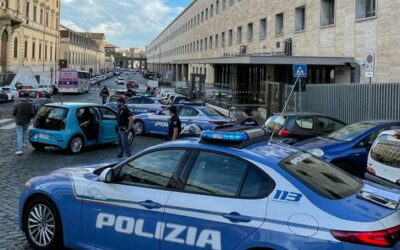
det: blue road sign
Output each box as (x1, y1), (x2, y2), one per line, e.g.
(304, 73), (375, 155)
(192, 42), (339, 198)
(293, 64), (308, 78)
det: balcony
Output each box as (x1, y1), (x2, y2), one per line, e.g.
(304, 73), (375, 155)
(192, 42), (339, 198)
(0, 8), (23, 26)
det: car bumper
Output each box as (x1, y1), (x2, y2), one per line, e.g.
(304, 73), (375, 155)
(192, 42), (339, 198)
(29, 129), (72, 149)
(365, 173), (400, 189)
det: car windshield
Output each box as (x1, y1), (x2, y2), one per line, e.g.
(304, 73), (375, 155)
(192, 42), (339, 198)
(280, 152), (363, 199)
(326, 123), (376, 142)
(264, 115), (286, 131)
(35, 107), (68, 131)
(370, 134), (400, 169)
(202, 108), (224, 117)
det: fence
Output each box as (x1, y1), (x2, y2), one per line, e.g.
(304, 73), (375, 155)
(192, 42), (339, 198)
(285, 82), (400, 124)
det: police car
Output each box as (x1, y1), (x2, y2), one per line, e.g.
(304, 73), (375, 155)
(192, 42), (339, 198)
(19, 128), (400, 250)
(106, 96), (166, 115)
(133, 104), (234, 136)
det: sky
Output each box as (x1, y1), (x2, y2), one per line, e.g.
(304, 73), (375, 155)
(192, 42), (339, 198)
(61, 0), (192, 49)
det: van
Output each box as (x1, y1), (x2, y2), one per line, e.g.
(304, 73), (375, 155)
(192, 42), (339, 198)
(366, 130), (400, 188)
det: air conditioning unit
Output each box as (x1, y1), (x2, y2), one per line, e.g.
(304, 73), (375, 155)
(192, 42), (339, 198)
(239, 45), (247, 55)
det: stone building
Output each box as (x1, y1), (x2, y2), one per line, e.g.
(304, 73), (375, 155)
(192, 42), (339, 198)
(78, 32), (106, 73)
(0, 0), (61, 85)
(146, 0), (399, 89)
(59, 25), (104, 74)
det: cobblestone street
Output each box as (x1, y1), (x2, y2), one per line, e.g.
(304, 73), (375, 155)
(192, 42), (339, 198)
(0, 75), (163, 249)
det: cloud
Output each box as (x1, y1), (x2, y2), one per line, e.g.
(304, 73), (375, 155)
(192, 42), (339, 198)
(60, 0), (189, 48)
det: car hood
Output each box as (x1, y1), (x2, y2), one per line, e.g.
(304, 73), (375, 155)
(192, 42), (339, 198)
(295, 136), (349, 151)
(54, 158), (124, 178)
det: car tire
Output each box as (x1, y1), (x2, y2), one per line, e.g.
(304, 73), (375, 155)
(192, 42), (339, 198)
(23, 196), (64, 250)
(68, 136), (84, 154)
(335, 161), (361, 177)
(134, 120), (145, 135)
(31, 142), (46, 151)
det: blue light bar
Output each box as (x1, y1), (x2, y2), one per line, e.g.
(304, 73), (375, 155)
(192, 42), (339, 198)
(200, 130), (249, 142)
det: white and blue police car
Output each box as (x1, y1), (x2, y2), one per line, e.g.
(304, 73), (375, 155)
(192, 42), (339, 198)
(133, 104), (235, 136)
(106, 96), (166, 115)
(19, 128), (400, 250)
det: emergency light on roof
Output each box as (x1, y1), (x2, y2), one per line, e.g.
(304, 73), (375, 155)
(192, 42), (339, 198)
(200, 130), (249, 142)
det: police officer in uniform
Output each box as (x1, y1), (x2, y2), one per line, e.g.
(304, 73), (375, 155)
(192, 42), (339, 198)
(167, 106), (181, 141)
(116, 98), (133, 157)
(240, 108), (259, 127)
(99, 86), (110, 104)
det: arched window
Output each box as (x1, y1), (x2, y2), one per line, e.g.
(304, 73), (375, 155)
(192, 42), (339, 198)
(13, 37), (18, 59)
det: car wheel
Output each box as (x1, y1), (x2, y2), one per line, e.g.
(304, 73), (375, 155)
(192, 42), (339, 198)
(68, 136), (84, 154)
(31, 142), (46, 150)
(23, 196), (63, 250)
(335, 161), (361, 177)
(134, 120), (145, 135)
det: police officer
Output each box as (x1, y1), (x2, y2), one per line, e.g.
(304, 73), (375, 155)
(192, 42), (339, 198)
(99, 86), (110, 104)
(116, 98), (133, 157)
(167, 106), (181, 141)
(240, 108), (259, 127)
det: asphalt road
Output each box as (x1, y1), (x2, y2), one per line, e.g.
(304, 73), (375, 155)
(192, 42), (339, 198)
(0, 72), (164, 249)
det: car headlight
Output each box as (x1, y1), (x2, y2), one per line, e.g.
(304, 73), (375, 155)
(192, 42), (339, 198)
(308, 148), (324, 157)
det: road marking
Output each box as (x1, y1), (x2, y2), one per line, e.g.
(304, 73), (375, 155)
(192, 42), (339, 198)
(0, 119), (12, 125)
(0, 123), (16, 130)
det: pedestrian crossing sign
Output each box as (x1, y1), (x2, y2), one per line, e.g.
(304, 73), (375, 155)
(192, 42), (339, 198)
(293, 64), (308, 78)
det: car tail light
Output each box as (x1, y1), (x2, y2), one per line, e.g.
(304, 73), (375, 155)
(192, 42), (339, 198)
(331, 225), (400, 247)
(35, 92), (40, 99)
(367, 167), (376, 176)
(278, 128), (290, 138)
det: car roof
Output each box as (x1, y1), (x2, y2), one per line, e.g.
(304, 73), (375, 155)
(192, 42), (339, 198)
(44, 102), (102, 108)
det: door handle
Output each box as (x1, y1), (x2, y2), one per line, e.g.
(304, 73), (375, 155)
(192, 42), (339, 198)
(222, 212), (251, 223)
(138, 200), (162, 209)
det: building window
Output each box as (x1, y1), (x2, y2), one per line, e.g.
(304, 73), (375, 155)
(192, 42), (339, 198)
(46, 12), (49, 27)
(295, 6), (306, 31)
(221, 32), (225, 47)
(201, 39), (203, 51)
(321, 0), (335, 26)
(260, 18), (267, 39)
(24, 41), (28, 58)
(39, 43), (42, 59)
(206, 8), (208, 20)
(222, 0), (226, 11)
(216, 0), (219, 14)
(356, 0), (376, 19)
(50, 45), (53, 60)
(237, 26), (242, 44)
(45, 44), (47, 60)
(32, 42), (35, 59)
(13, 37), (18, 58)
(33, 6), (37, 22)
(210, 4), (214, 17)
(228, 29), (233, 46)
(275, 13), (284, 35)
(247, 23), (253, 41)
(215, 34), (219, 48)
(25, 2), (29, 19)
(197, 14), (200, 25)
(40, 9), (43, 24)
(201, 11), (204, 23)
(209, 36), (213, 49)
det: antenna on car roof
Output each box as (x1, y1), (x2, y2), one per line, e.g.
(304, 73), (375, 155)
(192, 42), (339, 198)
(269, 74), (302, 143)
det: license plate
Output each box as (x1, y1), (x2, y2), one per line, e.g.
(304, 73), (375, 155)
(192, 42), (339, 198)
(38, 133), (50, 139)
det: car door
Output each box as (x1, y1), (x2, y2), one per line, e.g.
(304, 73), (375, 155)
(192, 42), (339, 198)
(81, 149), (189, 250)
(161, 151), (275, 250)
(146, 108), (171, 134)
(178, 106), (200, 128)
(97, 107), (118, 143)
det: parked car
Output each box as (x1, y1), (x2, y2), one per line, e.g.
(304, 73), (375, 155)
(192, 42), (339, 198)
(264, 112), (347, 144)
(0, 87), (15, 102)
(36, 84), (57, 96)
(1, 85), (19, 100)
(17, 90), (53, 112)
(171, 95), (190, 104)
(133, 104), (235, 136)
(295, 120), (400, 177)
(0, 90), (8, 103)
(20, 127), (400, 250)
(126, 81), (138, 89)
(107, 96), (165, 115)
(366, 130), (400, 188)
(29, 103), (134, 154)
(109, 90), (137, 102)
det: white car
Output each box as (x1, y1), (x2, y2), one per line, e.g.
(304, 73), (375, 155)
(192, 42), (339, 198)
(37, 84), (55, 95)
(366, 130), (400, 188)
(1, 85), (18, 101)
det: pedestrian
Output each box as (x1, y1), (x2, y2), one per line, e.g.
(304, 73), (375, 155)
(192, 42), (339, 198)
(99, 86), (109, 104)
(240, 108), (259, 127)
(13, 92), (35, 155)
(167, 106), (181, 141)
(116, 97), (133, 158)
(146, 86), (151, 95)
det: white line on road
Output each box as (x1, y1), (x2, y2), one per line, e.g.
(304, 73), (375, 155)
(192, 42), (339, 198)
(0, 119), (12, 125)
(0, 123), (16, 130)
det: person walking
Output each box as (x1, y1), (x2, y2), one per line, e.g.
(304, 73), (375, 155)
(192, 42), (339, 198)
(13, 92), (35, 155)
(167, 106), (181, 141)
(240, 108), (259, 127)
(99, 86), (110, 104)
(116, 98), (133, 158)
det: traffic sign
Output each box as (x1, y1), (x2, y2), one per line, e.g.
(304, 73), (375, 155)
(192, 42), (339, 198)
(293, 64), (308, 78)
(365, 53), (375, 78)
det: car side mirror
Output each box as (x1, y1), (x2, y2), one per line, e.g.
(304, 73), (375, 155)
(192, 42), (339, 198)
(99, 168), (114, 183)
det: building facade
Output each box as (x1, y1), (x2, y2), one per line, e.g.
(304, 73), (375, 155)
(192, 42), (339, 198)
(146, 0), (399, 89)
(59, 25), (104, 74)
(0, 0), (61, 85)
(79, 32), (106, 73)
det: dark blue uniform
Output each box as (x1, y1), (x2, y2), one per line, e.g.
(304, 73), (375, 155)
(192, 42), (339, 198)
(167, 114), (182, 140)
(240, 118), (259, 127)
